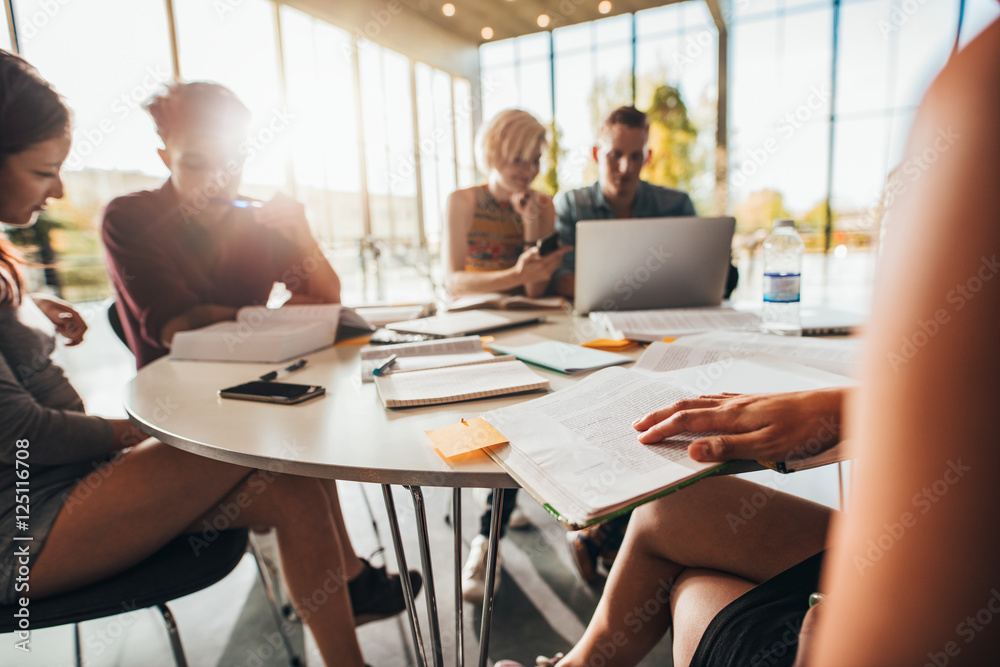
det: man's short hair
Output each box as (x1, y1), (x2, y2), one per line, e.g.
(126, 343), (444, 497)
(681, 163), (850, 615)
(599, 106), (650, 138)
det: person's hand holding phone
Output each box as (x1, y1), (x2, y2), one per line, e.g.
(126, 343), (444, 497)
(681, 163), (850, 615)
(510, 190), (553, 239)
(514, 244), (573, 286)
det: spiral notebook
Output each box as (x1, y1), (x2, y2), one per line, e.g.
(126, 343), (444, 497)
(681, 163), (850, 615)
(374, 357), (549, 408)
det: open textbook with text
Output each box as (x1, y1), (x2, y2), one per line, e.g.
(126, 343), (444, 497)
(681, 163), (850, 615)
(481, 352), (854, 528)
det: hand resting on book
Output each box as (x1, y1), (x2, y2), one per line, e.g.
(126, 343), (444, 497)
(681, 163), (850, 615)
(633, 387), (846, 464)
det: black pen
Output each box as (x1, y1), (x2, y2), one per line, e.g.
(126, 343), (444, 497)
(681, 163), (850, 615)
(372, 354), (398, 376)
(259, 359), (308, 382)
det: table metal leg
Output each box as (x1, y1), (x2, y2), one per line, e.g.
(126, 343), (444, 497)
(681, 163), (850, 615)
(407, 486), (445, 667)
(453, 488), (464, 667)
(381, 484), (427, 667)
(478, 488), (505, 667)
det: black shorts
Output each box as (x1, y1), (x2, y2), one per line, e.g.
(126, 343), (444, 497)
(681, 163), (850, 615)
(689, 551), (825, 667)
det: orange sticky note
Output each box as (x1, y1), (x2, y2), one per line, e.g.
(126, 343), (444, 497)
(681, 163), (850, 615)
(425, 417), (509, 459)
(581, 338), (638, 352)
(661, 336), (676, 343)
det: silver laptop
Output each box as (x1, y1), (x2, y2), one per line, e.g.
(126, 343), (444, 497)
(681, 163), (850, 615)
(574, 217), (736, 314)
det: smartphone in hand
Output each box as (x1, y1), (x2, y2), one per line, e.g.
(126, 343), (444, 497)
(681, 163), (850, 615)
(219, 380), (325, 405)
(536, 231), (561, 256)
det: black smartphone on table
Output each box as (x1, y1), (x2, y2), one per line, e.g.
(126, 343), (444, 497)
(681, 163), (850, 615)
(536, 231), (561, 256)
(219, 380), (325, 405)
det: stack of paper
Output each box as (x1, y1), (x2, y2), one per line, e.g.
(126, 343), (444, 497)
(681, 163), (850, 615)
(590, 307), (761, 342)
(639, 331), (864, 378)
(481, 356), (854, 528)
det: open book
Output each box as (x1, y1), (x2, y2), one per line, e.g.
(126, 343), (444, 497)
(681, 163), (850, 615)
(375, 357), (549, 408)
(481, 354), (854, 528)
(447, 292), (567, 311)
(170, 304), (373, 363)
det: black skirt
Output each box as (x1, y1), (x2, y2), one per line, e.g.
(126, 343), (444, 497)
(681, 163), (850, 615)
(689, 551), (825, 667)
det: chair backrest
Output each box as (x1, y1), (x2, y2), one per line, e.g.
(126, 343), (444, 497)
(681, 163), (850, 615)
(107, 299), (130, 351)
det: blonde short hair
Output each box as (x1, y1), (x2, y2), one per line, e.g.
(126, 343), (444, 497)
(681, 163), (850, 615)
(475, 109), (547, 174)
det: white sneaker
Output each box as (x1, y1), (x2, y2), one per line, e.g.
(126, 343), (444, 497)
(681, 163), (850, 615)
(461, 535), (501, 603)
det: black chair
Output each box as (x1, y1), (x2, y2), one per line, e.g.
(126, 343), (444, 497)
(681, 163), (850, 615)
(107, 299), (129, 349)
(0, 529), (301, 666)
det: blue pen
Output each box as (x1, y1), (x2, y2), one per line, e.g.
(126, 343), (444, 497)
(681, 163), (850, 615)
(208, 197), (263, 209)
(372, 355), (398, 376)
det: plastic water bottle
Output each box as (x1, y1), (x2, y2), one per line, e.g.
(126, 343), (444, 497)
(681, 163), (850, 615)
(762, 218), (804, 336)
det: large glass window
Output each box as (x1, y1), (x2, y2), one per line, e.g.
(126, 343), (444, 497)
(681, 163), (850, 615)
(174, 0), (287, 192)
(279, 7), (363, 246)
(12, 0), (173, 301)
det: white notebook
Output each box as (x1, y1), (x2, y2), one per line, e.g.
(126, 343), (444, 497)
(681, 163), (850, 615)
(359, 336), (500, 383)
(170, 304), (371, 363)
(374, 358), (549, 408)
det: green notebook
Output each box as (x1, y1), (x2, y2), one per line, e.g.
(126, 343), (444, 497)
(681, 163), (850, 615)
(488, 339), (633, 374)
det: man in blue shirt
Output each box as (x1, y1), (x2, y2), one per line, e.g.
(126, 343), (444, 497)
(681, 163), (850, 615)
(552, 106), (737, 299)
(555, 106), (738, 582)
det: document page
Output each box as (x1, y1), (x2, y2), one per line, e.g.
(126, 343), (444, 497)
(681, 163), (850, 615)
(483, 367), (717, 518)
(636, 332), (862, 378)
(591, 308), (761, 342)
(482, 358), (855, 524)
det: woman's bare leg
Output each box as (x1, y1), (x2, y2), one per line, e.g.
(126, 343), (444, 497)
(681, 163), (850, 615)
(183, 471), (364, 665)
(317, 479), (364, 579)
(29, 440), (364, 667)
(558, 476), (832, 667)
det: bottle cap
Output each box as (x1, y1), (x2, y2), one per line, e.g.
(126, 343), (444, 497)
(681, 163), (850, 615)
(774, 218), (796, 229)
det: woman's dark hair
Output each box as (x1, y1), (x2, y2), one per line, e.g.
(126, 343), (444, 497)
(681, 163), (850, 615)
(0, 49), (70, 305)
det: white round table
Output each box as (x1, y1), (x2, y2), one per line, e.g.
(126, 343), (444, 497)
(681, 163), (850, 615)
(124, 310), (628, 667)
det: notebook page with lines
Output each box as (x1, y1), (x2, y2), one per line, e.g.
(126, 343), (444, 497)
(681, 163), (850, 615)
(374, 358), (549, 408)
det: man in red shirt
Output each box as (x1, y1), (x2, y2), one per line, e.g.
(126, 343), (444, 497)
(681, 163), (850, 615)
(103, 82), (341, 369)
(102, 82), (418, 628)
